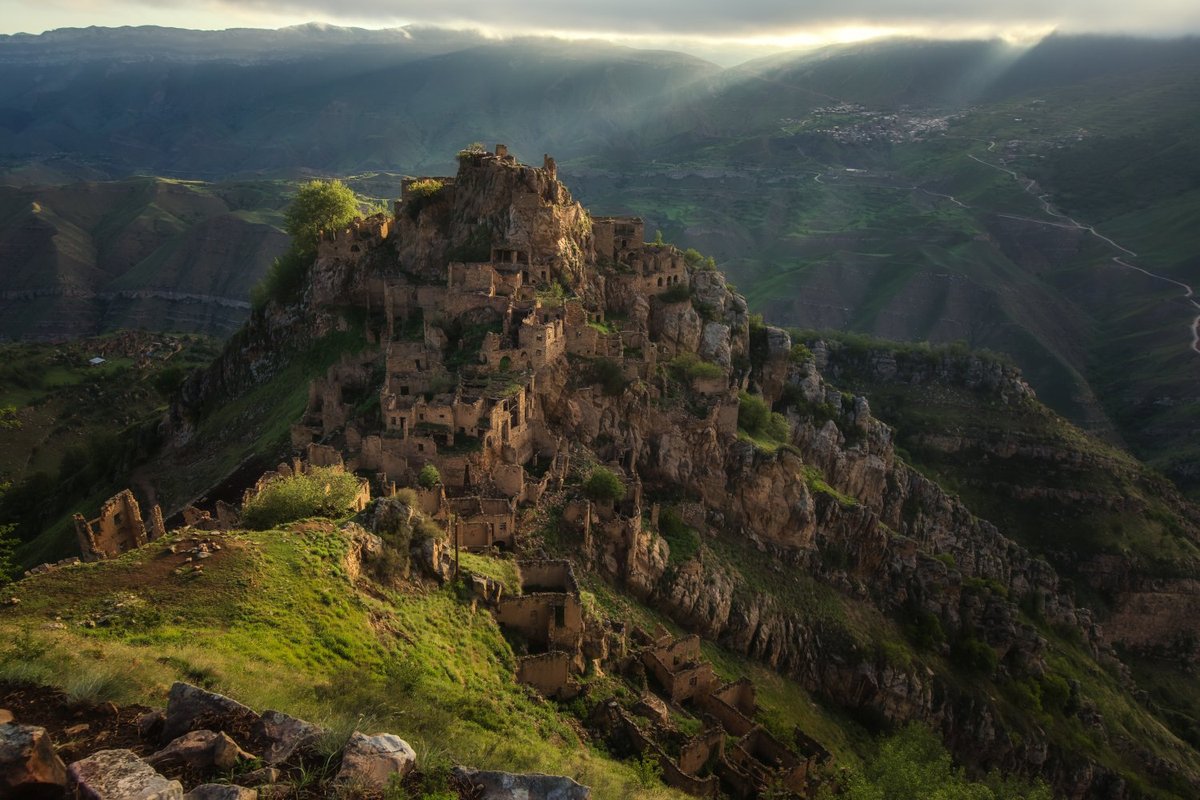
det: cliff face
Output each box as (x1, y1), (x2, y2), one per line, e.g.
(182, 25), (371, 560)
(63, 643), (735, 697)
(159, 147), (1200, 798)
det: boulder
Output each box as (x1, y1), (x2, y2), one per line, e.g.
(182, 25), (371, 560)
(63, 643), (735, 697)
(146, 730), (252, 771)
(0, 723), (67, 796)
(163, 683), (258, 742)
(183, 785), (257, 800)
(336, 732), (416, 789)
(453, 767), (591, 800)
(68, 749), (182, 800)
(255, 710), (325, 765)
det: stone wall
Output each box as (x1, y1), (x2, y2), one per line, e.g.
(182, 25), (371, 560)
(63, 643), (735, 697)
(73, 490), (162, 562)
(516, 652), (579, 700)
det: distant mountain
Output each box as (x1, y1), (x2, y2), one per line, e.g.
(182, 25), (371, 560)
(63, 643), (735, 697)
(0, 26), (1197, 493)
(0, 26), (720, 178)
(0, 178), (288, 339)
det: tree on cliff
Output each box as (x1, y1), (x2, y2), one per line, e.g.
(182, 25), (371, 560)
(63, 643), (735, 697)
(253, 179), (361, 308)
(285, 179), (360, 256)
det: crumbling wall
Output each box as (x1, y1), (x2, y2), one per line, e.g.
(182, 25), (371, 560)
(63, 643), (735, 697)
(695, 691), (755, 737)
(678, 727), (726, 777)
(74, 490), (156, 562)
(518, 559), (578, 594)
(516, 652), (579, 699)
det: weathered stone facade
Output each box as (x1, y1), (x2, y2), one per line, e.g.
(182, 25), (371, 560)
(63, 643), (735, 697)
(73, 490), (165, 562)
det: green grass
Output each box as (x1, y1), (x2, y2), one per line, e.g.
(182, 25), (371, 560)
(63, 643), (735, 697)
(0, 522), (687, 800)
(458, 552), (522, 595)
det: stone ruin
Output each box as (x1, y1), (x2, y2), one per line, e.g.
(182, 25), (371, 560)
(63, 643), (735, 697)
(476, 555), (826, 798)
(589, 626), (828, 798)
(493, 559), (587, 697)
(73, 489), (165, 563)
(284, 144), (739, 563)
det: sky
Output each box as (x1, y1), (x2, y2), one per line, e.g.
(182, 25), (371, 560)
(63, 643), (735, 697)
(1, 0), (1198, 61)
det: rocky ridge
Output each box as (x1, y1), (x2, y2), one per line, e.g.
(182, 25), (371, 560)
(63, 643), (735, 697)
(155, 146), (1200, 797)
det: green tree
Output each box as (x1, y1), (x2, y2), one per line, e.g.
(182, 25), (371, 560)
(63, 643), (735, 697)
(284, 179), (360, 256)
(418, 464), (442, 489)
(834, 724), (1051, 800)
(252, 179), (361, 308)
(583, 467), (625, 503)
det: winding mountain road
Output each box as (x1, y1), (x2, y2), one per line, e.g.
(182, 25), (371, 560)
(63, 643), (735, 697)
(968, 149), (1200, 354)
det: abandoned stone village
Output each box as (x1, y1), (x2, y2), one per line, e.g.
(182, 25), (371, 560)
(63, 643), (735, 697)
(57, 145), (832, 798)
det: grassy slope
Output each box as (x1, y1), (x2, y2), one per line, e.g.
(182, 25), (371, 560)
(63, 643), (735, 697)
(9, 328), (363, 568)
(0, 521), (686, 800)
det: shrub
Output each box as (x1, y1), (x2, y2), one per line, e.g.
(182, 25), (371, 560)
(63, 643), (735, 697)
(241, 467), (364, 529)
(659, 283), (691, 303)
(765, 412), (791, 442)
(583, 467), (625, 503)
(457, 142), (487, 160)
(904, 609), (946, 650)
(669, 352), (724, 381)
(738, 391), (771, 434)
(404, 179), (445, 220)
(838, 723), (1052, 800)
(418, 464), (442, 489)
(406, 179), (444, 200)
(632, 752), (663, 788)
(250, 249), (310, 310)
(589, 358), (628, 396)
(952, 635), (999, 674)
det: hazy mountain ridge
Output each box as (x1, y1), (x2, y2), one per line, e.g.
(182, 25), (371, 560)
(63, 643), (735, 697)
(0, 27), (1197, 492)
(0, 178), (288, 339)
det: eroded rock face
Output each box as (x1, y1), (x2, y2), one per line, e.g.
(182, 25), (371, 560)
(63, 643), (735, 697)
(452, 767), (591, 800)
(68, 749), (182, 800)
(0, 723), (67, 796)
(336, 732), (416, 789)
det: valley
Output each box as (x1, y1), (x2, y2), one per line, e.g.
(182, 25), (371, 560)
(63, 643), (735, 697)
(0, 25), (1198, 800)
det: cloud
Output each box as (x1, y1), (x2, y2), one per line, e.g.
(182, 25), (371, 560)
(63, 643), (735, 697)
(3, 0), (1200, 42)
(206, 0), (1200, 37)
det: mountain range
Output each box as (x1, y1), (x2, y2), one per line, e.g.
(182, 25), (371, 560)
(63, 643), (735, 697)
(0, 26), (1197, 495)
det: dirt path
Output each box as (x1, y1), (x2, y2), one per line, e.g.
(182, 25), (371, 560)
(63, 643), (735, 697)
(969, 147), (1200, 354)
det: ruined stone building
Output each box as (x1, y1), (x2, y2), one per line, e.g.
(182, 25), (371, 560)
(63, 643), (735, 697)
(283, 144), (742, 546)
(74, 489), (165, 562)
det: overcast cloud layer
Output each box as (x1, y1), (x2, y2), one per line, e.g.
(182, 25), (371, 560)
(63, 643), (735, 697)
(3, 0), (1200, 42)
